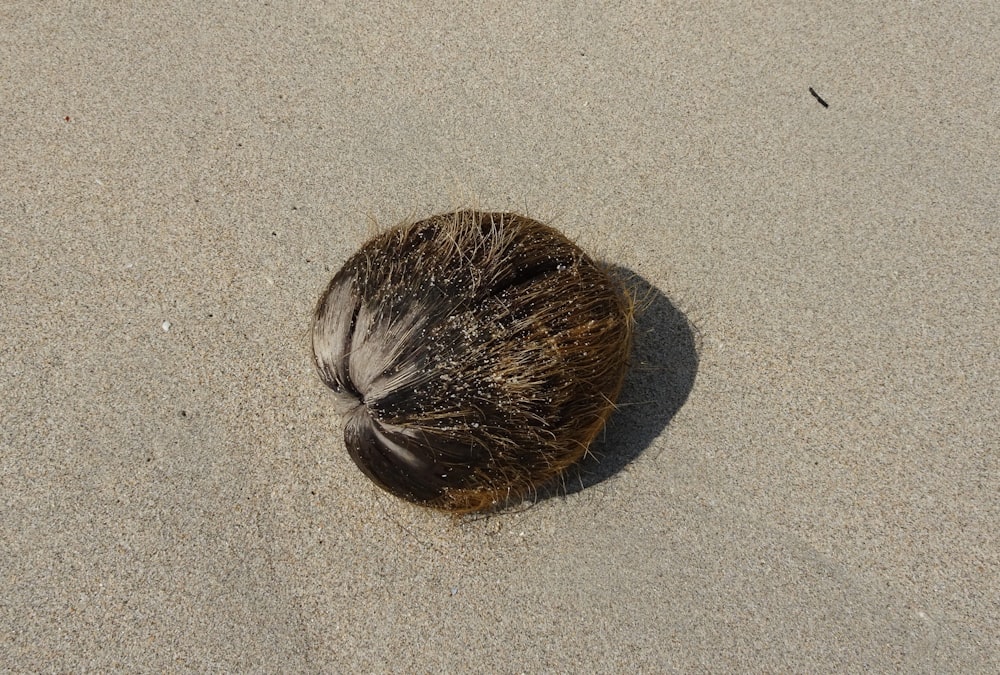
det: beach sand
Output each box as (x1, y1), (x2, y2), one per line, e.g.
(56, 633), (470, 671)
(2, 1), (997, 670)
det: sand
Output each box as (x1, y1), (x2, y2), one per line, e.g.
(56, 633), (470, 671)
(2, 1), (997, 670)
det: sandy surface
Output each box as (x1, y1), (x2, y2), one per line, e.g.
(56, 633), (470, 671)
(2, 1), (997, 671)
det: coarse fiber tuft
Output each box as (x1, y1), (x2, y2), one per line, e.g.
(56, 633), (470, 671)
(312, 210), (633, 512)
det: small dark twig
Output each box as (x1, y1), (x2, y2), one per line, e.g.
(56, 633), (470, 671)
(809, 87), (829, 108)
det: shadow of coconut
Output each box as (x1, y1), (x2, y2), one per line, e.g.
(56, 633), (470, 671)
(535, 268), (699, 502)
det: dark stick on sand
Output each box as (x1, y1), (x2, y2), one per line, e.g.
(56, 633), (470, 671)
(809, 86), (830, 108)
